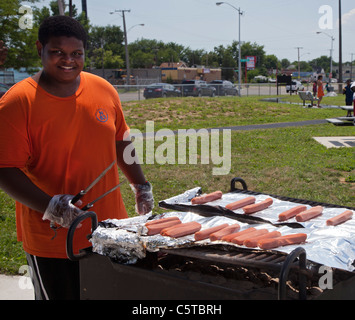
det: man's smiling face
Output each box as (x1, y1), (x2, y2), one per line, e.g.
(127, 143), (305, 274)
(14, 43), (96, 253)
(36, 36), (85, 84)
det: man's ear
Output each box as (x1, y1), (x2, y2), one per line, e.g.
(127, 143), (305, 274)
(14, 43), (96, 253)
(35, 40), (43, 57)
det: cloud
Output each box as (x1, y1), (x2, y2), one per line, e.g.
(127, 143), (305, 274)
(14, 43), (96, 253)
(342, 8), (355, 25)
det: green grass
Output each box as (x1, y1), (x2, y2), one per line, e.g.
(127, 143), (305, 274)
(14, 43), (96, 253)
(123, 95), (347, 131)
(1, 94), (354, 274)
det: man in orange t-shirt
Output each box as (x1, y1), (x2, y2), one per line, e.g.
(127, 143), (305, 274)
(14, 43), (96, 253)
(0, 16), (154, 300)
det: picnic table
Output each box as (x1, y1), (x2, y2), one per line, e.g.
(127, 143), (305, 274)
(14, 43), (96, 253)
(339, 105), (354, 117)
(326, 105), (355, 126)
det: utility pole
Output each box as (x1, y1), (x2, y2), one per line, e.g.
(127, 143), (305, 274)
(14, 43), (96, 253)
(216, 2), (243, 96)
(69, 0), (72, 17)
(338, 0), (343, 91)
(57, 0), (65, 15)
(81, 0), (88, 20)
(295, 47), (303, 80)
(111, 9), (131, 86)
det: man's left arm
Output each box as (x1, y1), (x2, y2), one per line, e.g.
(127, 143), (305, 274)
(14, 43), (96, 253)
(116, 140), (154, 215)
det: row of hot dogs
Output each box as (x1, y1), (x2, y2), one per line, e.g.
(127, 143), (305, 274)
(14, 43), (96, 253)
(143, 191), (353, 250)
(191, 191), (354, 225)
(144, 216), (307, 250)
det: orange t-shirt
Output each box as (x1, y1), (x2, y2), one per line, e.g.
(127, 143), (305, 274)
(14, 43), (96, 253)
(0, 72), (130, 258)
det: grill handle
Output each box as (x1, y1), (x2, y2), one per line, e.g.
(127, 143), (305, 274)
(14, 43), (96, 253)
(278, 247), (307, 300)
(230, 177), (248, 192)
(66, 211), (98, 261)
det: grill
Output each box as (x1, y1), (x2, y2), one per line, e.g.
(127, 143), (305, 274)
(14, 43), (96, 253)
(67, 178), (355, 300)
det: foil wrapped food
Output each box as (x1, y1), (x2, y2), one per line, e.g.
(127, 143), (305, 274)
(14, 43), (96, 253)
(91, 188), (355, 271)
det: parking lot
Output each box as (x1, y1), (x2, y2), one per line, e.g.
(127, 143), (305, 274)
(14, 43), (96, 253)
(117, 83), (309, 102)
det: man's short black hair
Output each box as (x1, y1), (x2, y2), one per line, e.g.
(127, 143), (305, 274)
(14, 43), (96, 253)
(38, 15), (87, 48)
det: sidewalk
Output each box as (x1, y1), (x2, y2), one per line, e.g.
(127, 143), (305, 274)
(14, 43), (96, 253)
(0, 274), (34, 300)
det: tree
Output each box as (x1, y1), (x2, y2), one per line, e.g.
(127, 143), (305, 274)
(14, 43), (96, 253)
(87, 25), (124, 69)
(90, 48), (124, 69)
(239, 41), (265, 68)
(264, 54), (280, 70)
(181, 48), (206, 66)
(309, 55), (333, 73)
(280, 58), (290, 69)
(212, 45), (236, 81)
(0, 0), (41, 69)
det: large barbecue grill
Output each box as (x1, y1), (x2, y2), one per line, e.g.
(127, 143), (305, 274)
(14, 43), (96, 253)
(67, 178), (355, 300)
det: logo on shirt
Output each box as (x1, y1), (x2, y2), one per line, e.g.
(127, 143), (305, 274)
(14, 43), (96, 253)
(95, 108), (108, 123)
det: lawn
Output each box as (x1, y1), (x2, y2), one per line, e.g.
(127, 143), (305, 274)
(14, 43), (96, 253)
(0, 94), (354, 274)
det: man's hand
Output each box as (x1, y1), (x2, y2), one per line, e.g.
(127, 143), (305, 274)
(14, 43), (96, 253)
(43, 194), (83, 228)
(130, 181), (154, 215)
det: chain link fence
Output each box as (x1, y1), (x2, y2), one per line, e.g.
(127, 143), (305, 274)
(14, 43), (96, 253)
(114, 82), (313, 102)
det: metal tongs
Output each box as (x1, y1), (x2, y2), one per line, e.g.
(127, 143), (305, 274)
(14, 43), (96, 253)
(50, 160), (125, 239)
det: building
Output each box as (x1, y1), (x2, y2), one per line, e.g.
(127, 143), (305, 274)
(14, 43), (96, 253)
(160, 61), (221, 83)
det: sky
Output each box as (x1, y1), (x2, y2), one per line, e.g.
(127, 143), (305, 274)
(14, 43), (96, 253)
(30, 0), (355, 63)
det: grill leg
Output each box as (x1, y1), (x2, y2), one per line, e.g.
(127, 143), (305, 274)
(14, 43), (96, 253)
(278, 247), (307, 300)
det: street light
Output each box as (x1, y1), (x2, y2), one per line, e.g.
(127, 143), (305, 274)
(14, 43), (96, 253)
(110, 9), (131, 85)
(316, 31), (335, 78)
(216, 2), (243, 96)
(128, 23), (145, 33)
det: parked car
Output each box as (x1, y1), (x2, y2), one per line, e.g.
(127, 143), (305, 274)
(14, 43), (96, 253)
(286, 80), (304, 93)
(181, 80), (216, 97)
(208, 80), (238, 96)
(143, 83), (181, 99)
(0, 83), (10, 98)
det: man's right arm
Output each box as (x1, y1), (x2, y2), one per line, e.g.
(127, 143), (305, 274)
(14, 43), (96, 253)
(0, 167), (51, 213)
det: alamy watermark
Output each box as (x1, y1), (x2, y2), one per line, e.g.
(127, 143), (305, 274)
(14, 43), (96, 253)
(318, 5), (333, 30)
(18, 5), (33, 30)
(123, 121), (231, 176)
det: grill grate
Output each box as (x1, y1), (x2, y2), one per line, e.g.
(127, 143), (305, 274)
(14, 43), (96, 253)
(160, 244), (313, 277)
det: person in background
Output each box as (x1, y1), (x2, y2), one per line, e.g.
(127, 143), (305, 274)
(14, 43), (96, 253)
(316, 75), (324, 108)
(312, 80), (317, 97)
(0, 16), (154, 300)
(342, 79), (353, 106)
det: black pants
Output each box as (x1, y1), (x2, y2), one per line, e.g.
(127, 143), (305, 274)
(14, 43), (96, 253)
(26, 253), (80, 300)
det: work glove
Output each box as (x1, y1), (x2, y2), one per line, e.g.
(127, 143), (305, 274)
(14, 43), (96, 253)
(130, 181), (154, 215)
(42, 194), (83, 228)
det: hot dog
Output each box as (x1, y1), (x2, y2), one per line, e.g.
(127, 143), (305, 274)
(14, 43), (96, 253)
(326, 210), (353, 226)
(295, 206), (323, 222)
(191, 191), (223, 204)
(258, 233), (307, 250)
(160, 221), (201, 238)
(243, 230), (281, 248)
(278, 205), (308, 221)
(225, 196), (256, 210)
(194, 223), (229, 241)
(220, 227), (256, 242)
(242, 198), (273, 214)
(231, 228), (269, 245)
(209, 223), (241, 241)
(145, 219), (181, 235)
(145, 216), (181, 226)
